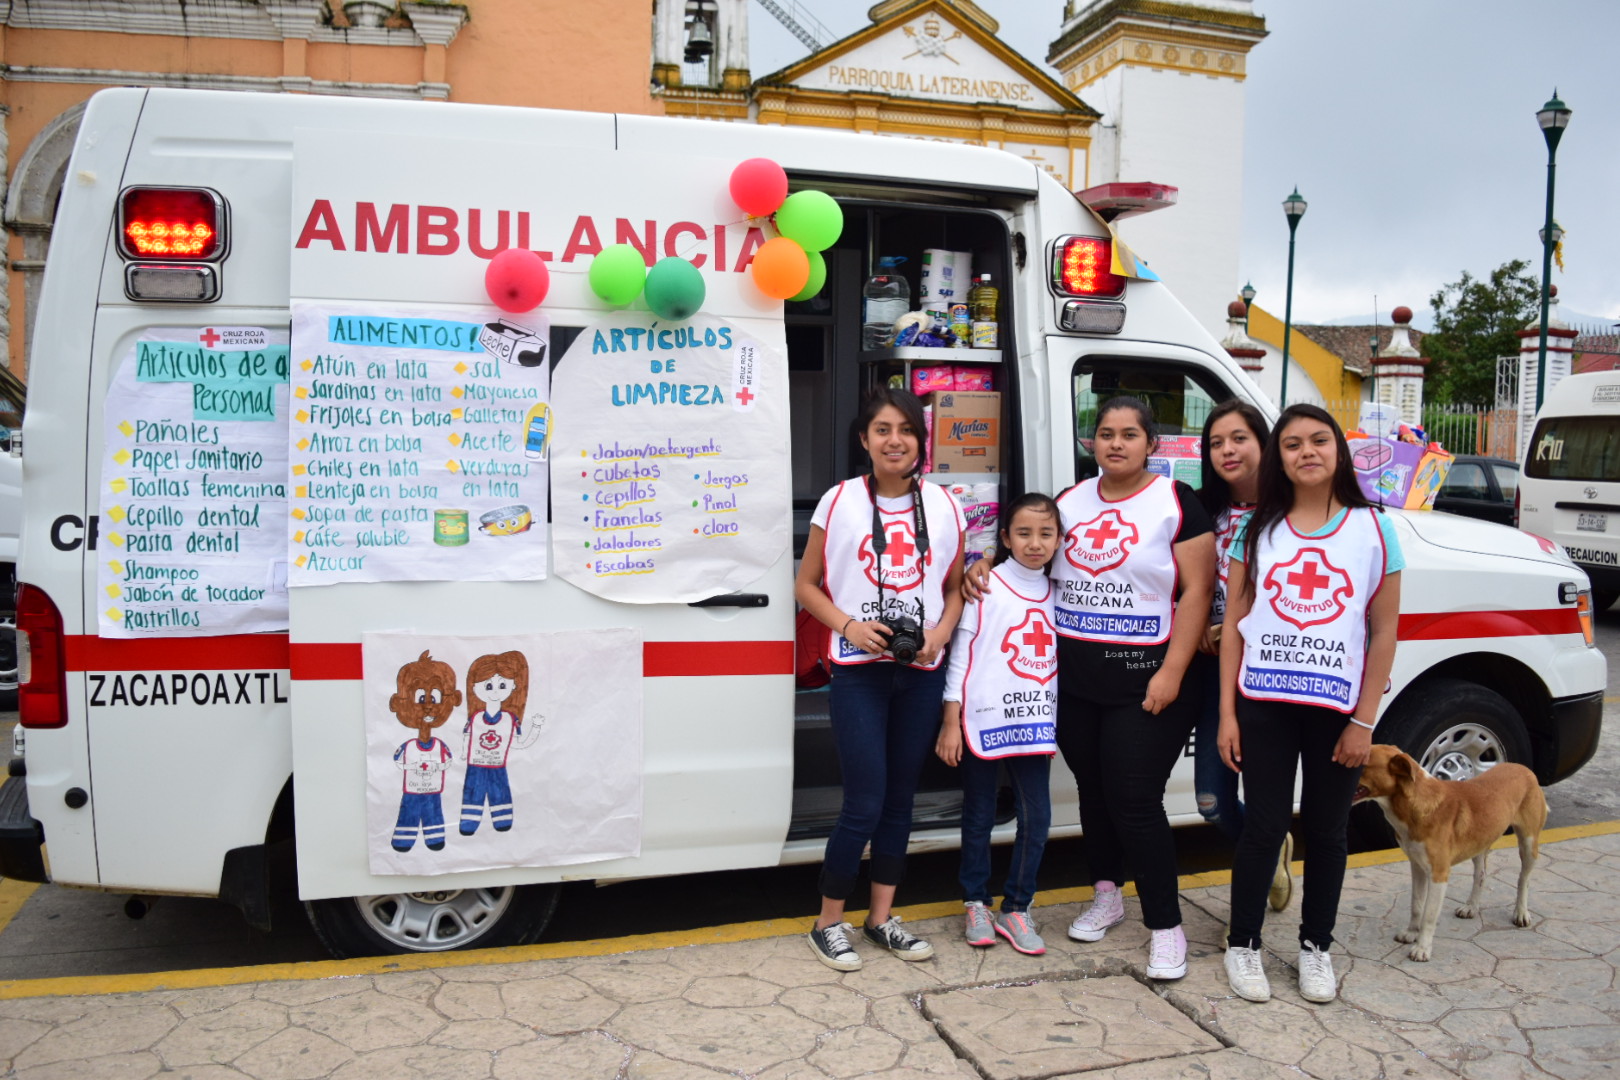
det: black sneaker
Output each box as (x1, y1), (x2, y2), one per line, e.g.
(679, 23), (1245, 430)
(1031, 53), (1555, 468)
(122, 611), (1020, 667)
(807, 921), (861, 971)
(863, 915), (935, 961)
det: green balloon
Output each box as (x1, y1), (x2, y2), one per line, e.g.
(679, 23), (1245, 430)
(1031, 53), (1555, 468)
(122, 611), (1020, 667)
(789, 250), (827, 302)
(589, 244), (647, 306)
(775, 190), (843, 252)
(644, 257), (706, 321)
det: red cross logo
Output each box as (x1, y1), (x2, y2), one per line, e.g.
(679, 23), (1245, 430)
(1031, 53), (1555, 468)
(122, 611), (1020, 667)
(1001, 609), (1058, 684)
(479, 731), (502, 750)
(1287, 561), (1332, 600)
(1262, 547), (1353, 630)
(1064, 509), (1139, 576)
(735, 386), (755, 407)
(858, 517), (928, 591)
(199, 327), (222, 348)
(884, 527), (915, 566)
(1084, 519), (1121, 549)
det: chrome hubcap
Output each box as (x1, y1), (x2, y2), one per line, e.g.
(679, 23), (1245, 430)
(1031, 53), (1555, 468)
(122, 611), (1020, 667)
(355, 886), (514, 951)
(1420, 723), (1506, 782)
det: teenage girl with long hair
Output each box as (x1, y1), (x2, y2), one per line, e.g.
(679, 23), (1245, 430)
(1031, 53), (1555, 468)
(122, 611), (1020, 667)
(1218, 403), (1403, 1004)
(966, 395), (1215, 980)
(794, 388), (966, 971)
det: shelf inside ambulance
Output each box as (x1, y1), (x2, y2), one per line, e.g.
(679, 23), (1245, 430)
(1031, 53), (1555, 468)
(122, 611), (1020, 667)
(861, 346), (1002, 364)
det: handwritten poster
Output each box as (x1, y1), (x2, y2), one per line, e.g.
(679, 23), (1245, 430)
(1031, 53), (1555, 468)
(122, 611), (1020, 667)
(97, 328), (290, 637)
(363, 629), (642, 875)
(549, 314), (790, 604)
(288, 302), (550, 586)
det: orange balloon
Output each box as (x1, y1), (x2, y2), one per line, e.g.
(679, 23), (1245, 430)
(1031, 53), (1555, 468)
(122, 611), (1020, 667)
(751, 236), (811, 300)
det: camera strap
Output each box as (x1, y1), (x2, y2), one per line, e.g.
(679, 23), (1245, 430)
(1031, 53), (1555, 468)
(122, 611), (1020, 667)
(866, 475), (928, 628)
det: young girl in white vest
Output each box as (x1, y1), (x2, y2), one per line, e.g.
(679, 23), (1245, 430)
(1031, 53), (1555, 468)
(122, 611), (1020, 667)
(794, 388), (966, 971)
(1218, 404), (1403, 1004)
(936, 492), (1063, 955)
(967, 396), (1215, 980)
(1192, 403), (1294, 909)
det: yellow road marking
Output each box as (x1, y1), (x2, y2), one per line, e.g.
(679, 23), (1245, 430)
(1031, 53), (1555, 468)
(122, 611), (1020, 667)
(0, 821), (1617, 1001)
(0, 880), (39, 938)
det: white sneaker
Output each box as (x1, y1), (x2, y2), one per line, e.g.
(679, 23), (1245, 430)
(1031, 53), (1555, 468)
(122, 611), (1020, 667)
(1068, 885), (1125, 942)
(1224, 945), (1271, 1002)
(1297, 942), (1337, 1003)
(1145, 925), (1187, 980)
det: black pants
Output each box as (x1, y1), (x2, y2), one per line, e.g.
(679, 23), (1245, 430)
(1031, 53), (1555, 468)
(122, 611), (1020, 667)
(1227, 696), (1364, 951)
(1057, 691), (1197, 930)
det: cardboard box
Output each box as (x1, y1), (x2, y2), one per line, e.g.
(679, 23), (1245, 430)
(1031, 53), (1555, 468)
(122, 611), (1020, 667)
(928, 391), (1000, 473)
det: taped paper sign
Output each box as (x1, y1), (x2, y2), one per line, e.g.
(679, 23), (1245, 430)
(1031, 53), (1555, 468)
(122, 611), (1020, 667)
(550, 314), (790, 603)
(363, 629), (642, 875)
(288, 301), (550, 585)
(97, 327), (290, 636)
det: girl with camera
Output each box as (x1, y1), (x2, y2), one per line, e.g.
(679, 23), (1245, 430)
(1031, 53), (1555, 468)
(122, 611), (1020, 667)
(965, 395), (1214, 980)
(1218, 404), (1402, 1004)
(935, 492), (1063, 955)
(794, 388), (966, 971)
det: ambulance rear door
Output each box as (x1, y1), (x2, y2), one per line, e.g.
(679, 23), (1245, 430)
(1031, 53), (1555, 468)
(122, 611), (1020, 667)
(284, 104), (795, 901)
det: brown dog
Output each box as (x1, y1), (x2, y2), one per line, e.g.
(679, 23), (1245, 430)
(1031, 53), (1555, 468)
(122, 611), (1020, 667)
(1352, 744), (1546, 962)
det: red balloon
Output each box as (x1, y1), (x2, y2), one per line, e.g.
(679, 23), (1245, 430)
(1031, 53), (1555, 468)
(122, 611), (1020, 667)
(484, 248), (550, 313)
(729, 158), (789, 217)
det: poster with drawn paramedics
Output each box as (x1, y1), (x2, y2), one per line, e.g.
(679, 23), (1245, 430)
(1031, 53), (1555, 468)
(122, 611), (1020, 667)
(96, 326), (290, 637)
(363, 629), (643, 875)
(549, 313), (790, 604)
(287, 301), (550, 587)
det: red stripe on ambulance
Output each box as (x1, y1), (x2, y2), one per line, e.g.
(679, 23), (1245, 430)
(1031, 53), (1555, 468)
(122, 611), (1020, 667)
(1396, 608), (1581, 641)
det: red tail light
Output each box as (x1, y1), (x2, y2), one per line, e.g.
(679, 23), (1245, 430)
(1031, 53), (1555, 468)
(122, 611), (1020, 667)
(118, 187), (225, 260)
(1053, 236), (1127, 298)
(17, 584), (68, 729)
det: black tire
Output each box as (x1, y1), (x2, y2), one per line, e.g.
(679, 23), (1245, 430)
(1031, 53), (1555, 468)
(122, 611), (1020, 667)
(1592, 588), (1618, 614)
(304, 883), (561, 959)
(0, 611), (16, 712)
(1348, 677), (1533, 852)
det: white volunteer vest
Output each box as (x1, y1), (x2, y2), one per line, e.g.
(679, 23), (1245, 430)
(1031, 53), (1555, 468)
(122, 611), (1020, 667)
(1053, 475), (1181, 645)
(1211, 504), (1254, 626)
(820, 477), (963, 670)
(1237, 507), (1387, 712)
(959, 567), (1059, 759)
(465, 710), (521, 767)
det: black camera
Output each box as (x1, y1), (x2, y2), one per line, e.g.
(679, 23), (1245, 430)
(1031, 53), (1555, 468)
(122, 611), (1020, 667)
(879, 614), (924, 665)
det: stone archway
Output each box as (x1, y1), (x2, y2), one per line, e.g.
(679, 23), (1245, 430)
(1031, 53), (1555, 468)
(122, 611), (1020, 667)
(4, 102), (88, 375)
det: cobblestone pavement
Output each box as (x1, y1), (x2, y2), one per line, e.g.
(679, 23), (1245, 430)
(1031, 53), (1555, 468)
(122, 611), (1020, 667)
(0, 828), (1616, 1079)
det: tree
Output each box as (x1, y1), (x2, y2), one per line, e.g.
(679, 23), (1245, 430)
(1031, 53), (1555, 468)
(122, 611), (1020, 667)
(1424, 260), (1540, 406)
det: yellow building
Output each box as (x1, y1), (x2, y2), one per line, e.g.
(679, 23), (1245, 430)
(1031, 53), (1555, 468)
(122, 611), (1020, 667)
(0, 1), (661, 379)
(657, 0), (1101, 193)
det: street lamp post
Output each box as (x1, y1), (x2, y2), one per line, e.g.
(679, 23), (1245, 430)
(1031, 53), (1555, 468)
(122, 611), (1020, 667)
(1280, 189), (1307, 408)
(1534, 91), (1571, 411)
(1240, 281), (1256, 307)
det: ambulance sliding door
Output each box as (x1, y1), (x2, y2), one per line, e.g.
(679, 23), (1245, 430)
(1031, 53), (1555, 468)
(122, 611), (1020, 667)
(286, 116), (795, 901)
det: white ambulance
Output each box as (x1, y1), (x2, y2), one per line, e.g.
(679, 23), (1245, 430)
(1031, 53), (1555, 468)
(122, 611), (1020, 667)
(1518, 371), (1620, 613)
(1, 88), (1604, 957)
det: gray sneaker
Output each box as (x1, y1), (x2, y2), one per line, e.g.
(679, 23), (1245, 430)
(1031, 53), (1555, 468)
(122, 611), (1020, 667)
(964, 902), (996, 947)
(995, 910), (1046, 955)
(863, 915), (935, 961)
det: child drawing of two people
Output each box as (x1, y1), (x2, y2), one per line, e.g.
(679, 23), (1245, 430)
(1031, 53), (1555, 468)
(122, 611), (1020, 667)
(388, 649), (542, 852)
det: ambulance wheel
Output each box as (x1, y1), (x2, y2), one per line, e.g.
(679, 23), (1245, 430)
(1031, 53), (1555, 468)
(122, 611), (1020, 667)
(1593, 588), (1618, 614)
(0, 611), (16, 711)
(304, 883), (561, 958)
(1347, 678), (1531, 852)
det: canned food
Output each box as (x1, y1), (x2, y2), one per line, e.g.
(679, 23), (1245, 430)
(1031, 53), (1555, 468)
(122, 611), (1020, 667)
(434, 508), (470, 546)
(478, 505), (533, 536)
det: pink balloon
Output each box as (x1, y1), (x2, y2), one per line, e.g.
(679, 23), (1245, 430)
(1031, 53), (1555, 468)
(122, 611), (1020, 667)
(484, 248), (550, 313)
(729, 158), (789, 217)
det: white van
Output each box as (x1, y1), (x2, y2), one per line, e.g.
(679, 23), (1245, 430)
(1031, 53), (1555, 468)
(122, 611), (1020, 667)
(1519, 371), (1620, 612)
(0, 88), (1605, 957)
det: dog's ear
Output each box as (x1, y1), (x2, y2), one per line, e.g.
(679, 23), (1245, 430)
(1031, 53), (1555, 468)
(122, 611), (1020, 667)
(1387, 752), (1415, 780)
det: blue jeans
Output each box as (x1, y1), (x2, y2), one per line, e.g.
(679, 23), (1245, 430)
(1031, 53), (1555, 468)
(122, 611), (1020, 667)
(958, 751), (1052, 912)
(1190, 652), (1245, 845)
(820, 660), (946, 900)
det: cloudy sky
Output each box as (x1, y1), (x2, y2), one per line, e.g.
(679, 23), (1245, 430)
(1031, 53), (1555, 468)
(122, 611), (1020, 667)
(749, 0), (1620, 328)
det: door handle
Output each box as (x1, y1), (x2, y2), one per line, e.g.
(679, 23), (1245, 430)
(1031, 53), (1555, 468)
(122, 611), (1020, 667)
(689, 593), (770, 608)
